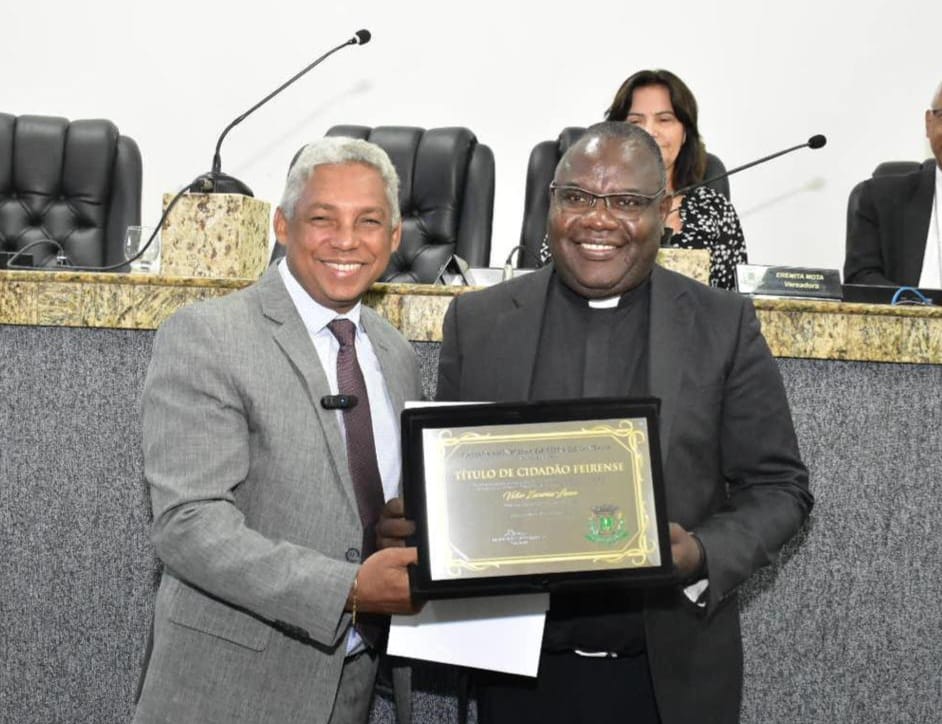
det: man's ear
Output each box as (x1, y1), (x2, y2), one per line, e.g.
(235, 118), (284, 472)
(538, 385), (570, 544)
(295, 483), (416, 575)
(390, 221), (402, 253)
(658, 193), (673, 222)
(273, 207), (288, 247)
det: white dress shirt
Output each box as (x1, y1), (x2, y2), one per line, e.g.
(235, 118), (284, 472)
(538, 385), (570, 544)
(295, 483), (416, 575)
(917, 165), (942, 289)
(278, 260), (400, 653)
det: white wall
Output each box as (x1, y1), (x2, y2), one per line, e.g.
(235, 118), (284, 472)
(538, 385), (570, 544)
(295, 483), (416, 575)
(5, 0), (939, 273)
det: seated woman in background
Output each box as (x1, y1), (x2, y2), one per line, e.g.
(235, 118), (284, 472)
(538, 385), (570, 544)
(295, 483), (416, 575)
(607, 69), (746, 289)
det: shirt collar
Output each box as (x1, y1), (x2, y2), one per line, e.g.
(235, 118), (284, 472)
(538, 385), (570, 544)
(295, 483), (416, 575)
(278, 258), (362, 335)
(588, 295), (620, 309)
(551, 269), (651, 310)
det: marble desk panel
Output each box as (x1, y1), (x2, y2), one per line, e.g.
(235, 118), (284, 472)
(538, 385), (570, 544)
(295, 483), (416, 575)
(1, 266), (940, 365)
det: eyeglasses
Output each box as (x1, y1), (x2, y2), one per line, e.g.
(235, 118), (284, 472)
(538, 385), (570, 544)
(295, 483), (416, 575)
(930, 108), (942, 120)
(550, 182), (666, 220)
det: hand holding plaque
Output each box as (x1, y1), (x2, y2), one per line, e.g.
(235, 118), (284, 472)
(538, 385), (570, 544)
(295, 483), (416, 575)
(376, 497), (415, 549)
(353, 546), (422, 615)
(669, 522), (705, 580)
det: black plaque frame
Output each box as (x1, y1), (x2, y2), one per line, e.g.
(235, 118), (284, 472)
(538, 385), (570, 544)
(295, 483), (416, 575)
(402, 397), (673, 599)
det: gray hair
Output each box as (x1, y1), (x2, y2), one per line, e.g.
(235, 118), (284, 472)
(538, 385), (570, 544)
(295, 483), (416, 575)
(279, 137), (401, 226)
(932, 81), (942, 108)
(556, 121), (668, 190)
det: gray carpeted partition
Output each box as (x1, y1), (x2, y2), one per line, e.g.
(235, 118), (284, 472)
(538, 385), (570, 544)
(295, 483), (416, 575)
(1, 325), (940, 722)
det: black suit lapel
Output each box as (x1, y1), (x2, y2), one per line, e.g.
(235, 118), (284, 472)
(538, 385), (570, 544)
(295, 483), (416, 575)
(901, 162), (936, 283)
(648, 266), (696, 464)
(493, 268), (553, 402)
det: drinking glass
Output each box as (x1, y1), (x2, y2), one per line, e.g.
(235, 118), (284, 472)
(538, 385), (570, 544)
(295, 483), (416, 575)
(125, 225), (160, 273)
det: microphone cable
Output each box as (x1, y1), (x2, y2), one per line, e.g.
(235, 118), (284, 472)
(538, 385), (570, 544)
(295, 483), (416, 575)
(4, 238), (69, 269)
(7, 179), (200, 273)
(505, 244), (545, 268)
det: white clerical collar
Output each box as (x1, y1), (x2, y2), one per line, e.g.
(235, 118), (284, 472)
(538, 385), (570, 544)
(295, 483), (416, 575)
(584, 276), (651, 309)
(587, 296), (620, 309)
(278, 258), (362, 335)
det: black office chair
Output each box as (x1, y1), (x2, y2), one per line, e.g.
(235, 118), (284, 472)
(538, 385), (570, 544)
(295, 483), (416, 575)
(271, 126), (495, 284)
(516, 126), (729, 268)
(0, 113), (142, 268)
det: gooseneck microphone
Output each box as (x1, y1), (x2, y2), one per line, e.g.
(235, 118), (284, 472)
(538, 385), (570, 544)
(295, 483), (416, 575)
(672, 134), (827, 200)
(321, 395), (359, 410)
(190, 29), (372, 196)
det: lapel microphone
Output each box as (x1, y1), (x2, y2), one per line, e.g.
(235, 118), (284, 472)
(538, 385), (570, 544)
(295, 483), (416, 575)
(321, 395), (358, 410)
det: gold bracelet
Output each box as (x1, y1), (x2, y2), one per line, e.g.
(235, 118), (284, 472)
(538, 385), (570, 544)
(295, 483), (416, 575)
(351, 574), (358, 626)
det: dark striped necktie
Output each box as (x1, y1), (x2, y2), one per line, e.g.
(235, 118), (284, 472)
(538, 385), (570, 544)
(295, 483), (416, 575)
(327, 318), (385, 555)
(327, 318), (388, 649)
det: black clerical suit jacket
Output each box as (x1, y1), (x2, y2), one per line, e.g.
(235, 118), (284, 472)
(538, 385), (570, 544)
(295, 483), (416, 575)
(844, 160), (937, 286)
(436, 265), (812, 724)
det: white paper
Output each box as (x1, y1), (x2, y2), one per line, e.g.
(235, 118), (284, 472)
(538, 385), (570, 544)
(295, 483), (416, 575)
(388, 594), (549, 677)
(396, 401), (547, 677)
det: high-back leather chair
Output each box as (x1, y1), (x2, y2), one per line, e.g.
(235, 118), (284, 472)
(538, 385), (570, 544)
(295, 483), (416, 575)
(0, 113), (142, 268)
(271, 126), (495, 283)
(272, 125), (495, 284)
(517, 126), (729, 268)
(327, 126), (494, 283)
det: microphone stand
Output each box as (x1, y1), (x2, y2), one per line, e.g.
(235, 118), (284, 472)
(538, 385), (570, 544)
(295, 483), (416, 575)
(672, 135), (827, 199)
(662, 135), (827, 247)
(190, 30), (372, 196)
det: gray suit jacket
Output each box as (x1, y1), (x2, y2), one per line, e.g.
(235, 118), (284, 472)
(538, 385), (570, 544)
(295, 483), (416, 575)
(134, 266), (420, 723)
(437, 265), (812, 724)
(844, 160), (936, 286)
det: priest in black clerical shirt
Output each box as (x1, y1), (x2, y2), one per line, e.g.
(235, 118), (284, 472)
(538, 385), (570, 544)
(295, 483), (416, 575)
(436, 121), (812, 724)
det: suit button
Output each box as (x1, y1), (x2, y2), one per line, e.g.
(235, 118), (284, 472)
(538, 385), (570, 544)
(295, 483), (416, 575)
(345, 547), (361, 563)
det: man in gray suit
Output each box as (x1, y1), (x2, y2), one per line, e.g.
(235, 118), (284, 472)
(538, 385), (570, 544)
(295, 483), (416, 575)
(134, 137), (420, 723)
(845, 81), (942, 287)
(437, 122), (812, 723)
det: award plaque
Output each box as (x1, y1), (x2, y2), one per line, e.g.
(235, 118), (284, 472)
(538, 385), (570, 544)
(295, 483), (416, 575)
(402, 398), (672, 599)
